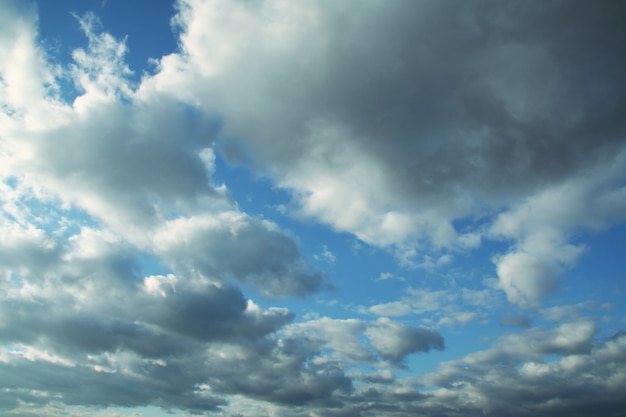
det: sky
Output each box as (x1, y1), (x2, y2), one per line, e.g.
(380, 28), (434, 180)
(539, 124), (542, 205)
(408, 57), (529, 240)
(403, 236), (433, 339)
(1, 0), (625, 416)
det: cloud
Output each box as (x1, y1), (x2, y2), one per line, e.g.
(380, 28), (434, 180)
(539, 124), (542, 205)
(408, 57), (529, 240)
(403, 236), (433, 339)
(0, 227), (295, 349)
(490, 156), (626, 305)
(367, 301), (413, 317)
(0, 4), (325, 300)
(413, 322), (625, 417)
(494, 250), (563, 307)
(0, 0), (51, 113)
(0, 6), (333, 414)
(0, 351), (227, 413)
(1, 11), (229, 234)
(148, 0), (626, 256)
(202, 337), (352, 406)
(286, 317), (371, 363)
(142, 0), (626, 309)
(152, 212), (326, 297)
(362, 286), (499, 329)
(221, 326), (626, 417)
(500, 313), (532, 328)
(0, 219), (332, 412)
(365, 318), (444, 363)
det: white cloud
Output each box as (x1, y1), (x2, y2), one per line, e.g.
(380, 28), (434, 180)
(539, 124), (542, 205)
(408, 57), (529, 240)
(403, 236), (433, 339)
(362, 286), (499, 330)
(368, 301), (413, 317)
(313, 245), (336, 264)
(494, 250), (563, 307)
(436, 311), (479, 327)
(286, 317), (371, 363)
(0, 2), (55, 115)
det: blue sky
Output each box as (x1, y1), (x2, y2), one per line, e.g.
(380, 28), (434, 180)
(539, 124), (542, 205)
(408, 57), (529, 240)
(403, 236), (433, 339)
(1, 1), (625, 416)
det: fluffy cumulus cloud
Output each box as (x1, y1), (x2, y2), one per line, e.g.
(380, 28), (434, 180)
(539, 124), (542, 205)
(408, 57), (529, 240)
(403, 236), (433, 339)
(152, 212), (325, 297)
(1, 0), (625, 416)
(365, 318), (444, 363)
(285, 316), (444, 366)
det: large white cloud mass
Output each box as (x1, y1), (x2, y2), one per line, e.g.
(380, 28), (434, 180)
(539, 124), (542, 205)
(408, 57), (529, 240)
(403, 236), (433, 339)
(1, 0), (625, 415)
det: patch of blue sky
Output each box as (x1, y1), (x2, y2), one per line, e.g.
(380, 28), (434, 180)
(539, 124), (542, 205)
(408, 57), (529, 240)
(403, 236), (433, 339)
(210, 149), (395, 308)
(32, 0), (178, 108)
(542, 224), (626, 334)
(3, 179), (97, 238)
(9, 272), (23, 288)
(136, 252), (172, 278)
(36, 0), (178, 81)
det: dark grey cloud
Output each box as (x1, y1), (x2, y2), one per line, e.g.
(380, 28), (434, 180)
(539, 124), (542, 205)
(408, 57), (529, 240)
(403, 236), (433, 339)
(136, 283), (295, 341)
(253, 324), (625, 417)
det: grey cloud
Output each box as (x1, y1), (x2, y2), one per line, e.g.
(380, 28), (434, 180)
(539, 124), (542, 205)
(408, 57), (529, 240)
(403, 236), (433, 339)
(155, 213), (326, 297)
(0, 222), (62, 276)
(0, 225), (305, 413)
(155, 0), (626, 310)
(285, 317), (373, 362)
(500, 313), (532, 328)
(164, 0), (626, 247)
(411, 329), (626, 417)
(272, 326), (624, 417)
(1, 247), (293, 358)
(365, 318), (444, 363)
(286, 317), (445, 368)
(0, 357), (226, 413)
(0, 7), (335, 413)
(26, 98), (225, 229)
(204, 337), (352, 406)
(353, 370), (395, 385)
(135, 283), (295, 342)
